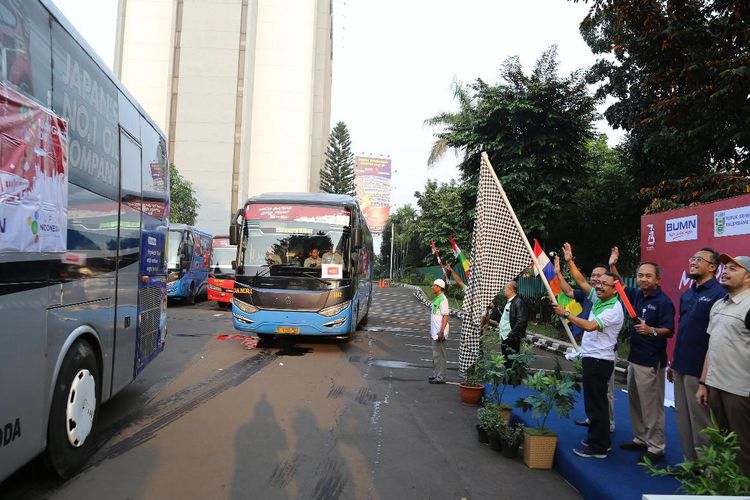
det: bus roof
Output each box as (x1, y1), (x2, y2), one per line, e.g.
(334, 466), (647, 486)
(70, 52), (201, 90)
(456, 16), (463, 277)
(168, 224), (213, 239)
(244, 193), (359, 208)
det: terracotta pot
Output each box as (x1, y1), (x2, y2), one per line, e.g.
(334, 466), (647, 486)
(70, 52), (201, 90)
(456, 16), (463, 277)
(522, 431), (558, 469)
(500, 408), (512, 422)
(459, 383), (484, 406)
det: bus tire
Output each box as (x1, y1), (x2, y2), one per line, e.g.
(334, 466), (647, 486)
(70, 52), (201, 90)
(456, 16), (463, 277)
(45, 340), (100, 479)
(186, 284), (196, 305)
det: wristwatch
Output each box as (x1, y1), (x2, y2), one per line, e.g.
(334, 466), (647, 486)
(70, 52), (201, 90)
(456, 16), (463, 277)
(650, 328), (658, 337)
(564, 311), (570, 319)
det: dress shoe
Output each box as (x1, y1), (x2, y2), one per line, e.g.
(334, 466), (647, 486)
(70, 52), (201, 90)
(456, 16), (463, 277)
(639, 451), (665, 463)
(429, 379), (446, 384)
(574, 419), (590, 427)
(619, 441), (648, 451)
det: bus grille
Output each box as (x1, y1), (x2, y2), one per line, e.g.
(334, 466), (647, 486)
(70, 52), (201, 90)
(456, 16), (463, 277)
(138, 285), (162, 359)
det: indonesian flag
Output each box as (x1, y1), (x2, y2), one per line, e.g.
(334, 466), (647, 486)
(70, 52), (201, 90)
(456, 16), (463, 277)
(533, 239), (561, 296)
(449, 236), (470, 280)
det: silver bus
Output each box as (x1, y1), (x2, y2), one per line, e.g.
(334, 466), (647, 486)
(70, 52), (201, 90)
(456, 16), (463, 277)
(0, 0), (169, 481)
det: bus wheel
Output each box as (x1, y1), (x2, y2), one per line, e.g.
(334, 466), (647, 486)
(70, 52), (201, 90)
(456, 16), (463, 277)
(45, 340), (100, 479)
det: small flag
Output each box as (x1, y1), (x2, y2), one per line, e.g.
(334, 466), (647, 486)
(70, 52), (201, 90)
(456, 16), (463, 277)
(614, 280), (637, 318)
(430, 241), (449, 282)
(532, 239), (561, 296)
(449, 236), (470, 279)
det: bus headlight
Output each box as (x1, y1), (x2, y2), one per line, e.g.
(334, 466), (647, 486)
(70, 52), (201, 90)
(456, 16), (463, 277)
(208, 284), (222, 291)
(319, 300), (350, 317)
(167, 272), (180, 283)
(232, 297), (258, 314)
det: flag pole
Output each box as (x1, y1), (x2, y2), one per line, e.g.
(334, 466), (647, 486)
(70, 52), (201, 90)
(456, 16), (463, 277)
(481, 152), (579, 350)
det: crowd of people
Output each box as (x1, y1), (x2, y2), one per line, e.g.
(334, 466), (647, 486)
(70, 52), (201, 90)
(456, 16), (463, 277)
(428, 244), (750, 475)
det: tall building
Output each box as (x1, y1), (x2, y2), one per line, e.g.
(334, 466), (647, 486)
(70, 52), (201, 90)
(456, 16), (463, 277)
(114, 0), (332, 234)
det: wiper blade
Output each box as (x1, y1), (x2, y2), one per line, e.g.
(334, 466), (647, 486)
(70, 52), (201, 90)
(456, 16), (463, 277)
(252, 266), (271, 284)
(301, 271), (328, 285)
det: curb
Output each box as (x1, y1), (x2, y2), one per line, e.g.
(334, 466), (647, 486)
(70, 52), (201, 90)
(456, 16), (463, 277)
(397, 282), (629, 373)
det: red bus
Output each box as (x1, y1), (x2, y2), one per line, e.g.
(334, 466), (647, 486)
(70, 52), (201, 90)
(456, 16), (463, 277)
(207, 235), (236, 308)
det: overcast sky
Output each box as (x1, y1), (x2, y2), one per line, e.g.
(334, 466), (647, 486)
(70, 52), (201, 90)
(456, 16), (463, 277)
(53, 0), (622, 212)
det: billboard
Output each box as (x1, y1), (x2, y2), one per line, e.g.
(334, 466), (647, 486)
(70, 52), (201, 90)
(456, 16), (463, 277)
(354, 156), (391, 234)
(641, 193), (750, 360)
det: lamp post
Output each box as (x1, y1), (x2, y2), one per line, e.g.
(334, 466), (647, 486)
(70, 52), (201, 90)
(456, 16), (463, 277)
(389, 223), (394, 282)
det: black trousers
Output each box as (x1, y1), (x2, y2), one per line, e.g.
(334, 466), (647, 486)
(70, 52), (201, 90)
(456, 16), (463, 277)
(582, 357), (614, 453)
(501, 334), (521, 367)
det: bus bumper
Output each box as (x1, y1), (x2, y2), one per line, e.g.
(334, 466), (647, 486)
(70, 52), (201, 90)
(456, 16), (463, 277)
(231, 307), (352, 336)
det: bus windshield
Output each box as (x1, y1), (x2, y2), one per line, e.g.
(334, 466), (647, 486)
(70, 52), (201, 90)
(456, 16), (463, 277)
(238, 203), (352, 286)
(211, 246), (235, 274)
(167, 230), (183, 270)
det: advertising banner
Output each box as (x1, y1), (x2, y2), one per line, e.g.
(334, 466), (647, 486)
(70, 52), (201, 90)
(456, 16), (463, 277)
(354, 156), (391, 235)
(641, 193), (750, 360)
(0, 83), (68, 252)
(246, 204), (351, 226)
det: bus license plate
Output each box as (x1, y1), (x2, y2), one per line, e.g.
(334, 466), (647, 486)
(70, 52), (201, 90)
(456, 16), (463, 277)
(276, 327), (300, 334)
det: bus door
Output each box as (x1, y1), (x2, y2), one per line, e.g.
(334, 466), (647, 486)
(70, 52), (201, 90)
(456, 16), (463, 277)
(111, 130), (142, 395)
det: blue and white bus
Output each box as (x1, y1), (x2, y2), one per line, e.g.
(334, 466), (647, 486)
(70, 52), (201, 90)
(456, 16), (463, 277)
(167, 224), (212, 304)
(0, 0), (168, 481)
(230, 193), (373, 341)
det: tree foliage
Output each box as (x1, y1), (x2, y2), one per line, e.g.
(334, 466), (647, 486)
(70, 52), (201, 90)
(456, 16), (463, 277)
(320, 121), (355, 196)
(414, 180), (470, 263)
(169, 163), (199, 225)
(380, 204), (423, 278)
(576, 0), (750, 182)
(425, 46), (597, 241)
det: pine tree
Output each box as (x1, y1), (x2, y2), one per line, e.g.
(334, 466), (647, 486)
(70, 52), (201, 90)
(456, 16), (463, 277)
(320, 121), (355, 196)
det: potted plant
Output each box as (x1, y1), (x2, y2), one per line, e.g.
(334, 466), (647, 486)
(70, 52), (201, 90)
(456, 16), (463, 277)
(476, 340), (535, 422)
(515, 361), (576, 469)
(641, 416), (750, 495)
(460, 361), (484, 406)
(478, 404), (506, 451)
(499, 421), (525, 459)
(475, 406), (490, 444)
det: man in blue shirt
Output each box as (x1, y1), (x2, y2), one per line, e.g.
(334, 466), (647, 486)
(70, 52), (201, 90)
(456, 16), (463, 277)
(670, 248), (725, 461)
(611, 249), (676, 463)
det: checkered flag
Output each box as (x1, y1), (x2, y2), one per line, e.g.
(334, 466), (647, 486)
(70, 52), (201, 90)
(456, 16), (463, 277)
(459, 153), (534, 373)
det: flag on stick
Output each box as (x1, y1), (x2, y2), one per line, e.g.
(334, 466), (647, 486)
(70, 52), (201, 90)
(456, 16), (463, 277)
(459, 153), (578, 373)
(533, 239), (561, 296)
(430, 240), (449, 282)
(449, 236), (470, 280)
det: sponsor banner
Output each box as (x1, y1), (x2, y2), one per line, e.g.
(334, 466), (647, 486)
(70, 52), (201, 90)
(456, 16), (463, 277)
(0, 84), (68, 252)
(665, 215), (698, 242)
(641, 193), (750, 360)
(714, 205), (750, 238)
(246, 204), (350, 226)
(354, 156), (391, 235)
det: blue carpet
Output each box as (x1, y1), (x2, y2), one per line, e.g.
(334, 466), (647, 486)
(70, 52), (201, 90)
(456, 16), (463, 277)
(486, 384), (682, 500)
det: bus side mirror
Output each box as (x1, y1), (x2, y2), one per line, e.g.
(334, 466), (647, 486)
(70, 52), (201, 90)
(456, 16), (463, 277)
(353, 228), (363, 249)
(229, 223), (240, 246)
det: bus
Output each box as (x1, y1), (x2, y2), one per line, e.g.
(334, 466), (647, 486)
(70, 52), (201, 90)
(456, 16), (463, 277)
(166, 224), (212, 304)
(229, 193), (373, 341)
(0, 0), (169, 481)
(207, 235), (236, 309)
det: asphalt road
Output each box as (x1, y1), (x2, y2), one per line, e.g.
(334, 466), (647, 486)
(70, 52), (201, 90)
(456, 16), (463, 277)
(0, 287), (581, 500)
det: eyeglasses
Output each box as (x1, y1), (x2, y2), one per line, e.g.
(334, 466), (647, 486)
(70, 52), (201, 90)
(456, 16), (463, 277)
(688, 256), (715, 265)
(597, 282), (614, 288)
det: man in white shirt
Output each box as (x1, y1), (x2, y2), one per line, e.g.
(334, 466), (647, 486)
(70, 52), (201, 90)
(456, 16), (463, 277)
(553, 270), (624, 459)
(429, 278), (450, 384)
